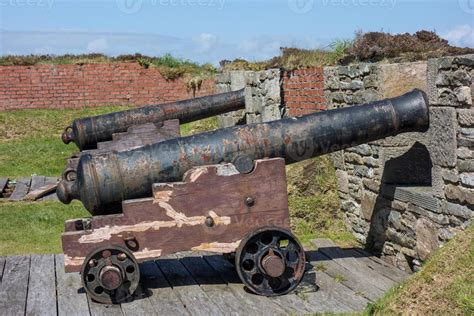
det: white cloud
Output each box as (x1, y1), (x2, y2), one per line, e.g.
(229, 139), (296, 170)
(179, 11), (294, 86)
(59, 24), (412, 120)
(442, 24), (474, 48)
(194, 33), (217, 53)
(87, 38), (108, 52)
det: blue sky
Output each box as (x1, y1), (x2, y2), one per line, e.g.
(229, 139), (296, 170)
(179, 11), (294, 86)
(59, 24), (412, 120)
(1, 0), (473, 64)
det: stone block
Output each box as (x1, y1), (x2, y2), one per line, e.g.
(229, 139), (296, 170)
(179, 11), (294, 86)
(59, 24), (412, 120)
(460, 173), (474, 188)
(457, 147), (473, 160)
(442, 168), (459, 184)
(458, 160), (474, 172)
(392, 199), (408, 211)
(388, 211), (403, 231)
(346, 144), (373, 156)
(415, 217), (439, 261)
(407, 203), (449, 225)
(443, 201), (473, 219)
(428, 107), (458, 167)
(245, 113), (261, 124)
(216, 72), (231, 84)
(444, 184), (474, 205)
(336, 170), (349, 194)
(230, 71), (246, 90)
(427, 58), (439, 105)
(363, 179), (380, 193)
(340, 80), (364, 90)
(386, 227), (416, 249)
(455, 86), (473, 106)
(360, 190), (377, 220)
(378, 61), (427, 99)
(329, 151), (345, 170)
(344, 152), (364, 164)
(458, 109), (474, 127)
(325, 75), (340, 90)
(261, 104), (281, 122)
(353, 89), (380, 104)
(453, 55), (474, 67)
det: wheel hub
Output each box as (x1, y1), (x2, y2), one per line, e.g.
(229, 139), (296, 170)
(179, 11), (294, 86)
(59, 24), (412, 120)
(261, 250), (285, 277)
(99, 266), (123, 290)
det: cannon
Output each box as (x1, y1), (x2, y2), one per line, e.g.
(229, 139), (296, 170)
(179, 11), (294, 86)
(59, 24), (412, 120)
(58, 89), (429, 304)
(61, 88), (246, 150)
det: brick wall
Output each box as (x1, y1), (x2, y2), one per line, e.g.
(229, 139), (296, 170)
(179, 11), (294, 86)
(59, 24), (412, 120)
(282, 67), (326, 116)
(0, 63), (215, 110)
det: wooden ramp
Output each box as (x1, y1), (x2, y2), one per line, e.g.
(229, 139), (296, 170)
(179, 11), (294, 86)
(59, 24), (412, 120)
(0, 239), (409, 315)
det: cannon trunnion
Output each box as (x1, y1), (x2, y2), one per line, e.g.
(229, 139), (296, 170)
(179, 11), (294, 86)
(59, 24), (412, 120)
(59, 89), (429, 304)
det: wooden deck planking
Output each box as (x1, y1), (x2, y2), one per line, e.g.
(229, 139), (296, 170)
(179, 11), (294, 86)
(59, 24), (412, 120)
(2, 240), (411, 315)
(203, 254), (287, 315)
(179, 254), (257, 315)
(353, 248), (410, 282)
(307, 250), (386, 301)
(0, 256), (30, 316)
(26, 254), (57, 316)
(156, 256), (223, 316)
(55, 254), (90, 316)
(29, 176), (46, 192)
(9, 178), (31, 201)
(313, 239), (396, 292)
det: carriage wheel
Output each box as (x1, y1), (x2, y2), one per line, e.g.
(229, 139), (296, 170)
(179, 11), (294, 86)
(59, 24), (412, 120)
(81, 245), (140, 304)
(235, 227), (306, 296)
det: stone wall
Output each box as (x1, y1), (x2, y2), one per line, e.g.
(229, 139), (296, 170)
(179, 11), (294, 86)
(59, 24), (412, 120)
(216, 69), (282, 127)
(327, 56), (474, 272)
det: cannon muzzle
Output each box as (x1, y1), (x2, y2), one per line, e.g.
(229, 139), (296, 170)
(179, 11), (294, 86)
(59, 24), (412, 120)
(58, 89), (429, 215)
(63, 88), (246, 150)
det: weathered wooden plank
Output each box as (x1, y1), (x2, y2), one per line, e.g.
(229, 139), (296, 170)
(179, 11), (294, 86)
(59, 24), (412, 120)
(29, 176), (46, 192)
(25, 184), (57, 201)
(9, 177), (31, 201)
(87, 295), (123, 316)
(306, 269), (370, 312)
(156, 256), (223, 316)
(307, 250), (384, 301)
(203, 254), (287, 315)
(352, 248), (410, 282)
(0, 178), (8, 193)
(26, 254), (57, 316)
(0, 256), (30, 316)
(139, 261), (188, 315)
(0, 257), (5, 282)
(179, 254), (254, 315)
(120, 263), (157, 316)
(55, 254), (90, 316)
(44, 177), (59, 185)
(312, 239), (396, 292)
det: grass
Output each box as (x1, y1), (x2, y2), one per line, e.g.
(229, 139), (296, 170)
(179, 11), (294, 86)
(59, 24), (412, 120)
(0, 53), (217, 81)
(286, 157), (357, 248)
(366, 223), (474, 315)
(0, 201), (88, 255)
(0, 106), (131, 178)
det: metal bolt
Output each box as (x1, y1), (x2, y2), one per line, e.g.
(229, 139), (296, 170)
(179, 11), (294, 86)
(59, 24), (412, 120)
(102, 250), (111, 258)
(205, 216), (214, 227)
(88, 259), (97, 268)
(245, 197), (255, 207)
(117, 253), (127, 261)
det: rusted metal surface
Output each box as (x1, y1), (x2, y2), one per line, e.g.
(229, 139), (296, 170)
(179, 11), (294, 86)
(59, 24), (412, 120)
(57, 89), (429, 215)
(62, 88), (246, 150)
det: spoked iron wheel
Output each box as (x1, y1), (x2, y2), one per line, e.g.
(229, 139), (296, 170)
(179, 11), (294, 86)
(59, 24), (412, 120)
(235, 227), (306, 296)
(81, 245), (140, 304)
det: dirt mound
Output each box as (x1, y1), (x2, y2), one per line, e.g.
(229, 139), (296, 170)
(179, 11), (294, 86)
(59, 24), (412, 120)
(343, 30), (474, 64)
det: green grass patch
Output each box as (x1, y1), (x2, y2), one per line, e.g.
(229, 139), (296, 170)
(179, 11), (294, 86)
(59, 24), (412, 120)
(286, 157), (357, 248)
(0, 106), (130, 178)
(0, 201), (88, 255)
(366, 223), (474, 315)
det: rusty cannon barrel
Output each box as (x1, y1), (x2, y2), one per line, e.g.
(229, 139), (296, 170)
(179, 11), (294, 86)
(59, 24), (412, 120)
(57, 89), (429, 215)
(61, 88), (246, 150)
